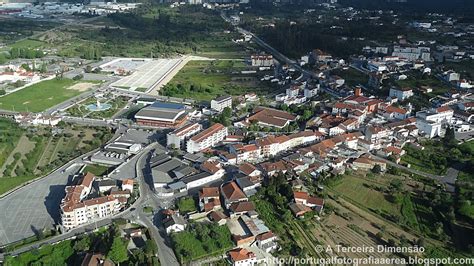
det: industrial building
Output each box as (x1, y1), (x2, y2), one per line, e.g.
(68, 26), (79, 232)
(135, 101), (188, 128)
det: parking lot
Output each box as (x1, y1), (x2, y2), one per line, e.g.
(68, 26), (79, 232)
(0, 164), (82, 246)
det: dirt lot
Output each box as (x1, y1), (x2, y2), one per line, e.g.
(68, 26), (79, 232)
(67, 82), (96, 92)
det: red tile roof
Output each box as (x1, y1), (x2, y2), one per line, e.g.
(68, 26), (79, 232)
(199, 187), (220, 199)
(221, 181), (247, 201)
(228, 248), (256, 262)
(190, 123), (225, 142)
(256, 231), (276, 241)
(436, 106), (453, 113)
(239, 163), (259, 176)
(248, 107), (296, 128)
(229, 201), (255, 213)
(201, 160), (221, 174)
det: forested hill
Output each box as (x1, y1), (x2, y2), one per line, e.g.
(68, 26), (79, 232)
(338, 0), (474, 14)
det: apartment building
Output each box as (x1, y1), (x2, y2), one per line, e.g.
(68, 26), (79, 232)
(60, 172), (125, 230)
(251, 54), (274, 67)
(166, 122), (203, 148)
(62, 196), (122, 230)
(211, 95), (232, 113)
(186, 123), (228, 153)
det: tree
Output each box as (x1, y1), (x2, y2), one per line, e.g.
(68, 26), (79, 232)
(108, 236), (128, 264)
(372, 164), (382, 174)
(443, 126), (456, 147)
(73, 236), (91, 252)
(144, 239), (157, 256)
(222, 106), (232, 118)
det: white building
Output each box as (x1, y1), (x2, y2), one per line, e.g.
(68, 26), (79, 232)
(392, 46), (431, 61)
(164, 214), (187, 234)
(228, 248), (258, 266)
(167, 123), (202, 148)
(251, 55), (274, 67)
(389, 88), (414, 101)
(367, 61), (388, 73)
(304, 85), (319, 98)
(211, 95), (232, 113)
(61, 173), (123, 230)
(186, 123), (228, 153)
(286, 86), (299, 98)
(443, 71), (460, 82)
(253, 231), (278, 253)
(416, 106), (454, 124)
(416, 119), (442, 138)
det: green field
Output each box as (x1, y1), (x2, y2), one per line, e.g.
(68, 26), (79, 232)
(83, 164), (111, 176)
(163, 60), (276, 101)
(331, 175), (400, 215)
(0, 79), (88, 112)
(10, 39), (46, 49)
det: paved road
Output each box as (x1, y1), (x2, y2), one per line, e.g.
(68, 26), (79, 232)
(372, 155), (457, 192)
(134, 144), (180, 266)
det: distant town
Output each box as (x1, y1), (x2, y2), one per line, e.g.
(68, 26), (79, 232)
(0, 0), (473, 265)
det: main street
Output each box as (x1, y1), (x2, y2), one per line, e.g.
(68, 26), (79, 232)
(133, 143), (179, 266)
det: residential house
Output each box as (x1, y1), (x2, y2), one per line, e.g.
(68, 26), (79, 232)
(208, 210), (228, 226)
(237, 107), (297, 129)
(293, 191), (324, 214)
(230, 144), (261, 164)
(253, 231), (278, 253)
(238, 163), (261, 178)
(389, 87), (414, 101)
(227, 248), (257, 266)
(221, 181), (248, 208)
(229, 201), (256, 218)
(199, 187), (222, 212)
(352, 155), (387, 171)
(164, 213), (187, 234)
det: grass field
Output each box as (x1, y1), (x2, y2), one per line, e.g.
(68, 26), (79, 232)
(10, 39), (46, 49)
(83, 164), (111, 176)
(0, 119), (23, 172)
(0, 79), (89, 112)
(163, 60), (276, 101)
(401, 154), (446, 175)
(331, 174), (400, 215)
(395, 73), (451, 95)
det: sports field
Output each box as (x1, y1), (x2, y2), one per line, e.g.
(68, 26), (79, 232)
(0, 79), (93, 112)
